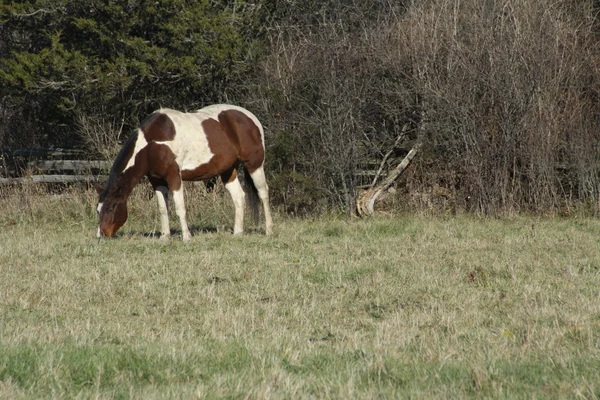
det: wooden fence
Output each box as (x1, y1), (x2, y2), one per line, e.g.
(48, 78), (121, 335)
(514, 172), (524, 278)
(0, 148), (110, 185)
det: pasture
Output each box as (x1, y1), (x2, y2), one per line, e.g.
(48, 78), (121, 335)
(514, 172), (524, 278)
(0, 185), (599, 399)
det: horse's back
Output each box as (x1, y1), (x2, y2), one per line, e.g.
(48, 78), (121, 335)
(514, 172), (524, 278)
(143, 105), (264, 177)
(194, 104), (264, 139)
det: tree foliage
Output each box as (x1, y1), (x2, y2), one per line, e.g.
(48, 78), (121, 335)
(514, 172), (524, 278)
(0, 0), (269, 147)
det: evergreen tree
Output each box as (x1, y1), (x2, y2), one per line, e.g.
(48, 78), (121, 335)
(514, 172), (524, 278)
(0, 0), (268, 148)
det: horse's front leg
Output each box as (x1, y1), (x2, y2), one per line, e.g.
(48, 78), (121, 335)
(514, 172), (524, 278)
(154, 185), (171, 240)
(172, 186), (192, 241)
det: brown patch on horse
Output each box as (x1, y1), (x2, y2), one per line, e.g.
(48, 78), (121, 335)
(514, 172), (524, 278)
(218, 110), (264, 173)
(140, 112), (176, 142)
(135, 142), (183, 191)
(180, 118), (238, 181)
(99, 197), (128, 237)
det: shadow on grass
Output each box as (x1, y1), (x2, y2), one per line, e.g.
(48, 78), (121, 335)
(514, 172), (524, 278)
(129, 225), (219, 239)
(99, 224), (267, 241)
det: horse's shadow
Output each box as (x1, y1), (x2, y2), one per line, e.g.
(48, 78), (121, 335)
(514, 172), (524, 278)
(128, 225), (219, 239)
(121, 224), (265, 239)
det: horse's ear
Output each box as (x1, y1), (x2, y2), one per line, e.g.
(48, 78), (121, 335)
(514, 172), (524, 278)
(95, 184), (104, 195)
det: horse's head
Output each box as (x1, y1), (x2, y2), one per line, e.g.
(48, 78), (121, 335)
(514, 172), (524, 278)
(96, 185), (128, 238)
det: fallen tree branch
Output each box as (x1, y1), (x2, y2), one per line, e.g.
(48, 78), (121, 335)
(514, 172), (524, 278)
(357, 140), (421, 216)
(370, 122), (410, 187)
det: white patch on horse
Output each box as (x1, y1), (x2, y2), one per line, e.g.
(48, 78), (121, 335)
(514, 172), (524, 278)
(96, 202), (103, 237)
(123, 133), (149, 172)
(159, 105), (264, 173)
(152, 108), (214, 171)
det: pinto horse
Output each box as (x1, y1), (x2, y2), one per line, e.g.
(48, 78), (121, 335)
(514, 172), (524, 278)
(96, 104), (273, 240)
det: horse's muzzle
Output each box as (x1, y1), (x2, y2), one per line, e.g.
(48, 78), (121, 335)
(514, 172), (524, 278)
(98, 226), (114, 238)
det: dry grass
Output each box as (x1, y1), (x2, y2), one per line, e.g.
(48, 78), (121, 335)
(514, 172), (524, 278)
(0, 185), (599, 398)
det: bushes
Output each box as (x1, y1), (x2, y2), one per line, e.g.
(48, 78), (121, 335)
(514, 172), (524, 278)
(406, 0), (600, 213)
(258, 0), (600, 214)
(1, 0), (599, 215)
(257, 0), (418, 213)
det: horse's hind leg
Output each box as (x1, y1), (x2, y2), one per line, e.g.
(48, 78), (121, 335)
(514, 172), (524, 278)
(222, 168), (245, 235)
(250, 166), (273, 235)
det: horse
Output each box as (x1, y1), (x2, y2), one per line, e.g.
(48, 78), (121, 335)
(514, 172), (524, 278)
(96, 104), (273, 240)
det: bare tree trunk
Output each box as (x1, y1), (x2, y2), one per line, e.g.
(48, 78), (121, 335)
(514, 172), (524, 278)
(370, 123), (410, 187)
(356, 140), (421, 216)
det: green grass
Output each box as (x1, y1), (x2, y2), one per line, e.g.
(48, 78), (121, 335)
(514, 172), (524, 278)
(0, 187), (599, 398)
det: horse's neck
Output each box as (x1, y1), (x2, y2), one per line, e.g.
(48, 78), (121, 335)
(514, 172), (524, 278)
(116, 163), (148, 199)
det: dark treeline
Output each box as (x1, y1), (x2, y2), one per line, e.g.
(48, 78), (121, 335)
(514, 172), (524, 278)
(2, 0), (600, 215)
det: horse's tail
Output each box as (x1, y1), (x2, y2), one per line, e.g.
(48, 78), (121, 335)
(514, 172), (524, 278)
(242, 166), (260, 224)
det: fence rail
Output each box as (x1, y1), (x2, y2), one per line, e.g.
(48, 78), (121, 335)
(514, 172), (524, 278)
(0, 174), (107, 185)
(0, 147), (109, 185)
(27, 160), (111, 173)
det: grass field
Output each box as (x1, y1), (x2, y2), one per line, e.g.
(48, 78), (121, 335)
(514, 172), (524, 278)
(0, 186), (599, 398)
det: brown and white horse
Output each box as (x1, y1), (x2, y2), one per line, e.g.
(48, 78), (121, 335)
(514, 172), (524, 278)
(96, 104), (273, 240)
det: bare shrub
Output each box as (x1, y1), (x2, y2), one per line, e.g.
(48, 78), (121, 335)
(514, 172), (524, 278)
(398, 0), (600, 214)
(258, 1), (418, 214)
(256, 0), (600, 215)
(76, 112), (124, 161)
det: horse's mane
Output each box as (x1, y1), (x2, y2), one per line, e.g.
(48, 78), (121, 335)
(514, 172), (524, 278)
(99, 131), (139, 202)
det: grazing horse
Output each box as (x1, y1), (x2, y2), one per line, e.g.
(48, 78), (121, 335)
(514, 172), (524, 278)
(96, 104), (273, 240)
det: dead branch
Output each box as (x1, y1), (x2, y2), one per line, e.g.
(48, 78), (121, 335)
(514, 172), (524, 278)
(357, 139), (421, 216)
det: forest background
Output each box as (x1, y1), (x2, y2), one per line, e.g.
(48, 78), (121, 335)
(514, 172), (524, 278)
(2, 0), (600, 216)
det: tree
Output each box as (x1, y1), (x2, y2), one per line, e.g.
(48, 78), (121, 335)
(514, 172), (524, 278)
(0, 0), (269, 149)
